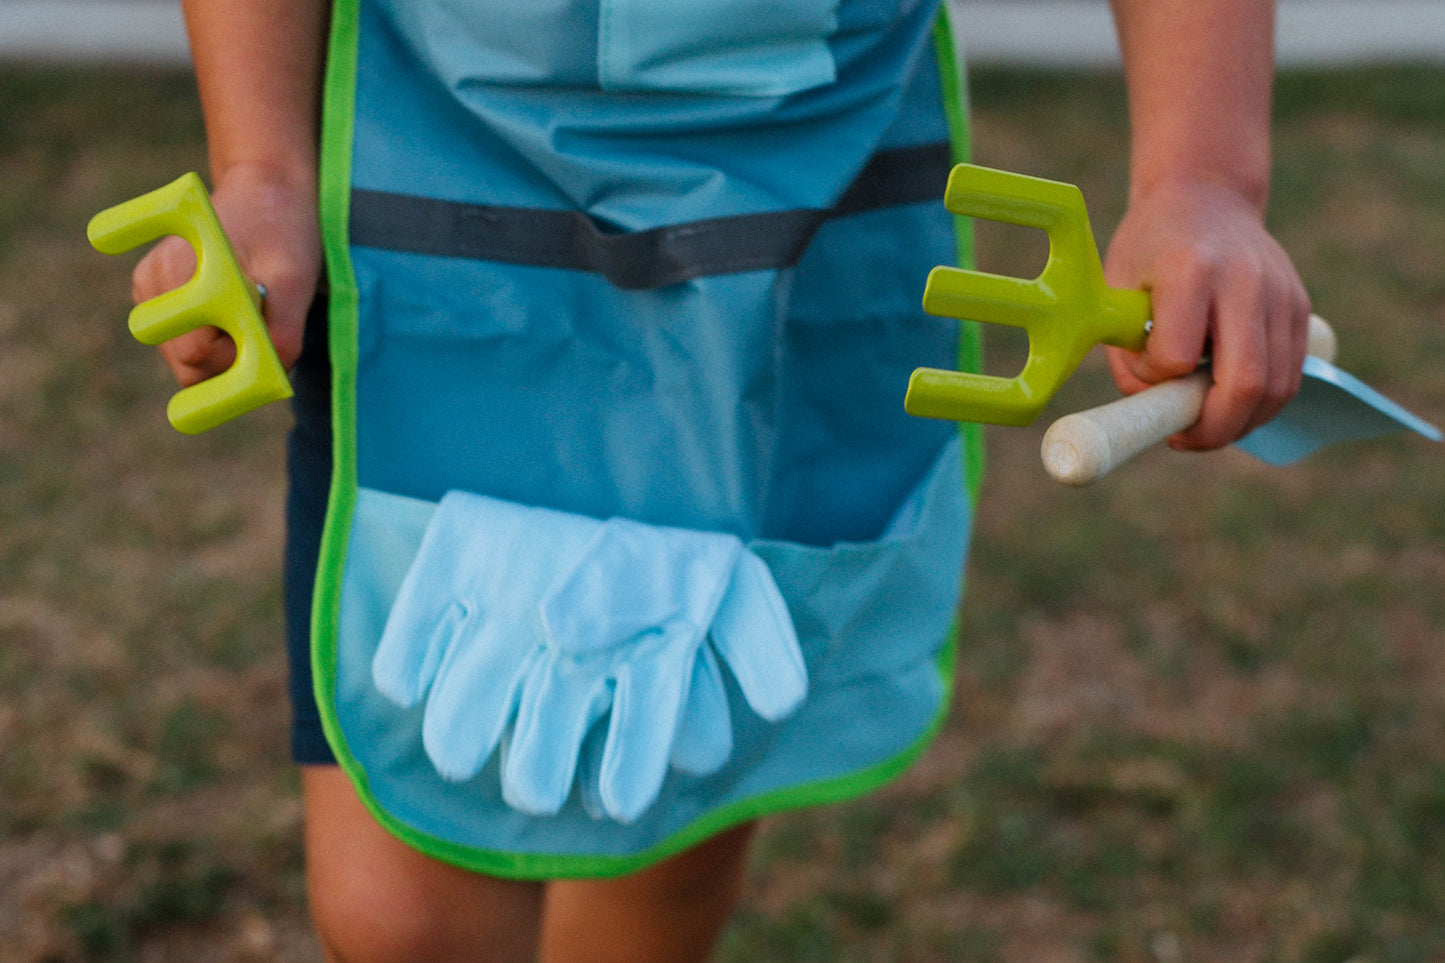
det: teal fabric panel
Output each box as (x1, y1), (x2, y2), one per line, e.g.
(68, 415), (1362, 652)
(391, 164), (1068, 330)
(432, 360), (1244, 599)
(353, 0), (947, 226)
(598, 0), (838, 96)
(346, 0), (959, 541)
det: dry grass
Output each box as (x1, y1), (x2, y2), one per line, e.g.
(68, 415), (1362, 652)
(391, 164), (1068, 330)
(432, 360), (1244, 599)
(1, 65), (1443, 961)
(726, 69), (1445, 962)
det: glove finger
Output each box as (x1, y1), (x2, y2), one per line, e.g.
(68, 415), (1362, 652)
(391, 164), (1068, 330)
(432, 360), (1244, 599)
(576, 722), (611, 821)
(421, 620), (536, 782)
(503, 657), (613, 816)
(669, 644), (733, 776)
(373, 598), (466, 707)
(711, 551), (807, 721)
(597, 632), (696, 823)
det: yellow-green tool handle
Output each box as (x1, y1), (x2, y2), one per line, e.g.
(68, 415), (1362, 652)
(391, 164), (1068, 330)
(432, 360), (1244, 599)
(87, 172), (293, 434)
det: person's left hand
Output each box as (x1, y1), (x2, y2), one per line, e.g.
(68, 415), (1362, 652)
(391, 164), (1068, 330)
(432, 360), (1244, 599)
(1102, 177), (1311, 451)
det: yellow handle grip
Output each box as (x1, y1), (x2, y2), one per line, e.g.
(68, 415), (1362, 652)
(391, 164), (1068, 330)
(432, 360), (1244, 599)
(87, 172), (293, 434)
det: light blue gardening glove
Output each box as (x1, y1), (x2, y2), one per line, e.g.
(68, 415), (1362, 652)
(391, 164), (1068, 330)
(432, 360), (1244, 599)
(371, 492), (807, 823)
(575, 641), (734, 821)
(572, 546), (802, 820)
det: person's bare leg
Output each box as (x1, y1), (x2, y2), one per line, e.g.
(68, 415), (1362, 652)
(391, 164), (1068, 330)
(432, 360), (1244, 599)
(302, 766), (545, 963)
(539, 821), (757, 963)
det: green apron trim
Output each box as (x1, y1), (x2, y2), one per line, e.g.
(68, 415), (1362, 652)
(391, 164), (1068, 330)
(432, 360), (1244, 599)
(312, 0), (978, 879)
(313, 0), (364, 801)
(363, 630), (960, 882)
(933, 7), (986, 502)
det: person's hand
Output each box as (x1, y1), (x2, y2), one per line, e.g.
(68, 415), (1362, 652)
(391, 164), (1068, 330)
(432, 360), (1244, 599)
(1102, 177), (1310, 450)
(130, 165), (320, 387)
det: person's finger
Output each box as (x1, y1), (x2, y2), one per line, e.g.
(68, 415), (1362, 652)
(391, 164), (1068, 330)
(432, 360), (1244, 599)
(1104, 345), (1148, 395)
(131, 235), (196, 305)
(247, 267), (308, 370)
(1127, 253), (1212, 388)
(158, 326), (237, 387)
(1178, 269), (1269, 450)
(132, 236), (234, 386)
(1252, 263), (1311, 430)
(210, 212), (315, 371)
(1106, 250), (1211, 400)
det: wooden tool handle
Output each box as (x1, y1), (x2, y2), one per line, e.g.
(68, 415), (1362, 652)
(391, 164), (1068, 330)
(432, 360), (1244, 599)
(1041, 314), (1336, 486)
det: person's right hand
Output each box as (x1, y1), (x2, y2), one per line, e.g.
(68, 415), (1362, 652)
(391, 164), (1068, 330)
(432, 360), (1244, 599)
(1102, 176), (1311, 451)
(130, 164), (321, 387)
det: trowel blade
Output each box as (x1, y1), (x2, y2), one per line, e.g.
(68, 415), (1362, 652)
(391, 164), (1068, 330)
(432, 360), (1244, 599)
(1236, 355), (1441, 466)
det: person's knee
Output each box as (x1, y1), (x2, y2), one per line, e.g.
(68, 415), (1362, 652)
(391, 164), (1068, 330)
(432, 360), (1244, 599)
(309, 869), (453, 963)
(540, 822), (757, 963)
(308, 846), (544, 963)
(301, 766), (543, 963)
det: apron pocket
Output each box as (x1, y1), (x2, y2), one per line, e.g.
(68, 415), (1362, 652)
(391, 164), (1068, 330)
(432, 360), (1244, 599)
(325, 433), (969, 862)
(753, 435), (970, 685)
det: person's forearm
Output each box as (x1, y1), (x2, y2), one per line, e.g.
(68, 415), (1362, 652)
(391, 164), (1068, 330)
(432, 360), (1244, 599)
(133, 0), (330, 380)
(1102, 0), (1308, 451)
(1109, 0), (1275, 211)
(180, 0), (330, 187)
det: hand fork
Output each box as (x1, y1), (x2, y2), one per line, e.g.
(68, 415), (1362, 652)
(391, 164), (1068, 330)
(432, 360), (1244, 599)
(907, 164), (1343, 484)
(904, 163), (1150, 426)
(87, 172), (293, 434)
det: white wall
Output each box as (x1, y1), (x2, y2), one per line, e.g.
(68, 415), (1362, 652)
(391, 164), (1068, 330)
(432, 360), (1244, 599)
(954, 0), (1445, 69)
(2, 0), (1443, 68)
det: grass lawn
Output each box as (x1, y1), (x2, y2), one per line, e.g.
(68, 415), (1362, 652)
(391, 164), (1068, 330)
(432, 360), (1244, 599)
(1, 64), (1443, 962)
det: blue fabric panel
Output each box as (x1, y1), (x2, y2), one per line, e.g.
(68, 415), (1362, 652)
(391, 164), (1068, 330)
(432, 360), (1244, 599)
(353, 0), (945, 227)
(347, 0), (957, 543)
(597, 0), (839, 96)
(349, 200), (958, 545)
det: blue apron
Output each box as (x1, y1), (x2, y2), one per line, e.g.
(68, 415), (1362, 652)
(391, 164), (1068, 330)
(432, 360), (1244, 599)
(314, 0), (980, 877)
